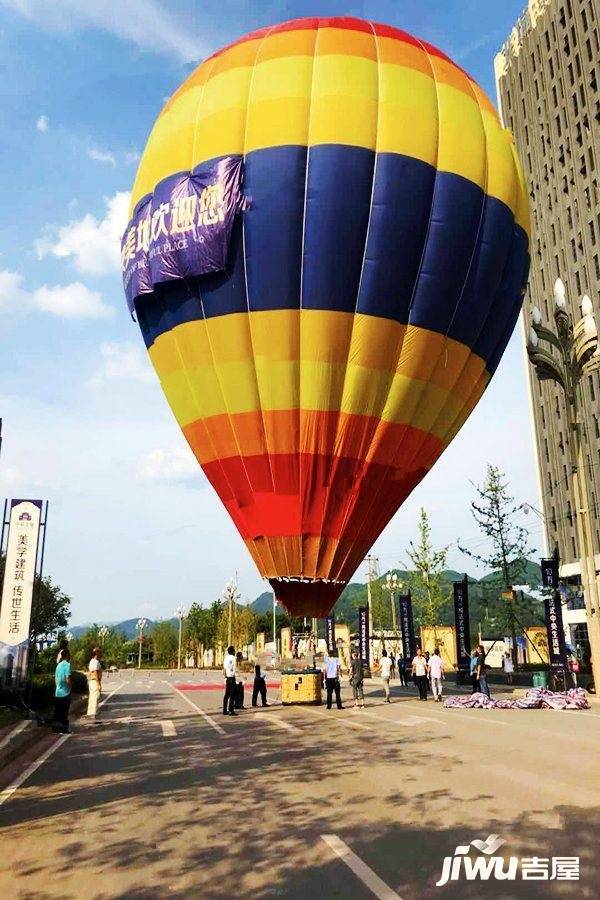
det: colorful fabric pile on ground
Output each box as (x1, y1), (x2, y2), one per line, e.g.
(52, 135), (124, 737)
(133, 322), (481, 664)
(443, 688), (590, 710)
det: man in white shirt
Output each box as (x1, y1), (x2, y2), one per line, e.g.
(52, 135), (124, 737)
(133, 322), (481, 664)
(428, 648), (444, 701)
(324, 650), (343, 709)
(411, 648), (429, 700)
(222, 645), (237, 716)
(379, 650), (393, 703)
(87, 647), (102, 721)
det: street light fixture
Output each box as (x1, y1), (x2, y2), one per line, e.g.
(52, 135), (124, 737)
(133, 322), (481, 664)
(526, 276), (600, 687)
(222, 577), (240, 647)
(136, 617), (148, 669)
(174, 605), (187, 670)
(383, 571), (402, 635)
(98, 625), (109, 646)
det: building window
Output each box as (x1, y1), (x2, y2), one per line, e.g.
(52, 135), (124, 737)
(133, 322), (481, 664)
(572, 536), (577, 557)
(595, 415), (600, 439)
(545, 438), (550, 462)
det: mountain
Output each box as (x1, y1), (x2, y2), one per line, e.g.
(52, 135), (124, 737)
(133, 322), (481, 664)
(68, 617), (179, 639)
(248, 558), (544, 633)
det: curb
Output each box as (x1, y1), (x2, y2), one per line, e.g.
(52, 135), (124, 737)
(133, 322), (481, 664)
(0, 696), (86, 772)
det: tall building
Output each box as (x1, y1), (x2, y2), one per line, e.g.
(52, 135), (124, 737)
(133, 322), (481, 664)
(495, 0), (600, 649)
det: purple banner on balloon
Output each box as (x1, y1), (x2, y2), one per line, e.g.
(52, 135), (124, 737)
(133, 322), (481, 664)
(121, 156), (246, 315)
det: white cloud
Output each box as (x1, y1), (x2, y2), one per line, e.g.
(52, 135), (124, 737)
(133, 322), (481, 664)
(34, 282), (112, 318)
(141, 446), (198, 482)
(36, 191), (130, 276)
(36, 114), (49, 132)
(125, 151), (141, 165)
(0, 268), (113, 318)
(87, 147), (116, 167)
(1, 0), (206, 62)
(88, 341), (155, 387)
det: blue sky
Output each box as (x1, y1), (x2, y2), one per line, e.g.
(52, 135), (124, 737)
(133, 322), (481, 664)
(0, 0), (543, 626)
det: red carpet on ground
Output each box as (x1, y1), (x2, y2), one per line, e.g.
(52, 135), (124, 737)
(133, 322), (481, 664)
(175, 682), (280, 691)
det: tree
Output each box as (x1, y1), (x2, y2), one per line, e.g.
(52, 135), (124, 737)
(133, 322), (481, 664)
(406, 508), (450, 634)
(216, 602), (256, 649)
(184, 602), (222, 665)
(151, 622), (178, 667)
(458, 464), (537, 665)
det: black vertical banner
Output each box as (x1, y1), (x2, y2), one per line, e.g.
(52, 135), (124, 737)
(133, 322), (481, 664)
(541, 555), (567, 667)
(398, 592), (416, 662)
(325, 614), (336, 655)
(358, 606), (370, 670)
(453, 575), (471, 670)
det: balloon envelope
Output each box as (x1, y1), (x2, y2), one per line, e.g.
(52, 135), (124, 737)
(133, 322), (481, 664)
(123, 17), (530, 617)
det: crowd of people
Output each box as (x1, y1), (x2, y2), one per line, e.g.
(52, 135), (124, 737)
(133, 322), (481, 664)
(50, 639), (505, 729)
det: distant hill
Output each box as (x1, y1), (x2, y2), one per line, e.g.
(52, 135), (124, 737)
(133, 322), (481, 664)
(68, 617), (179, 639)
(248, 558), (544, 634)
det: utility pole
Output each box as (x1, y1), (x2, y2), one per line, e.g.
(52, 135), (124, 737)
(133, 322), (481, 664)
(526, 278), (600, 689)
(365, 554), (380, 656)
(272, 593), (277, 656)
(136, 617), (147, 669)
(175, 605), (186, 670)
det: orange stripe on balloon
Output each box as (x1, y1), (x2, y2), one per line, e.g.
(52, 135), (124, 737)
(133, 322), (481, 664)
(184, 409), (443, 466)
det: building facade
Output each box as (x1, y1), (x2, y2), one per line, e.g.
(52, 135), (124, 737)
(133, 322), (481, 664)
(495, 0), (600, 649)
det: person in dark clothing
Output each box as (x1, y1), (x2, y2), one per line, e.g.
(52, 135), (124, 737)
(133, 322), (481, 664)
(222, 645), (237, 716)
(252, 664), (267, 707)
(470, 649), (479, 693)
(398, 654), (407, 686)
(476, 644), (490, 698)
(349, 650), (364, 709)
(324, 649), (343, 709)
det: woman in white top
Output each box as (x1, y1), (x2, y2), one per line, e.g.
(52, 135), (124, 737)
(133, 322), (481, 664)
(378, 650), (393, 703)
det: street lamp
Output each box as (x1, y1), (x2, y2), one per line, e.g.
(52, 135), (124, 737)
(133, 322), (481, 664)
(222, 577), (240, 647)
(65, 632), (73, 642)
(98, 625), (109, 646)
(383, 571), (402, 635)
(136, 617), (147, 669)
(175, 605), (186, 670)
(526, 277), (600, 687)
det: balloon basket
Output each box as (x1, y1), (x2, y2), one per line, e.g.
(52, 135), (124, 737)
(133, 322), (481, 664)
(281, 669), (322, 705)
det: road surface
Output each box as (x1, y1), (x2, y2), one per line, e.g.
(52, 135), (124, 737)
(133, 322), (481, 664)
(0, 670), (598, 898)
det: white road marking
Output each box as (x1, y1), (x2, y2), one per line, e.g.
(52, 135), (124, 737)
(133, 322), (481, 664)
(359, 711), (441, 727)
(321, 834), (402, 900)
(254, 713), (296, 732)
(0, 733), (71, 807)
(161, 720), (177, 737)
(98, 681), (125, 709)
(166, 682), (226, 736)
(0, 719), (31, 750)
(440, 709), (508, 726)
(300, 707), (372, 730)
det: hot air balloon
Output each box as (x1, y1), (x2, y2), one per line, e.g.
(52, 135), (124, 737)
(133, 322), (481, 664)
(122, 17), (530, 618)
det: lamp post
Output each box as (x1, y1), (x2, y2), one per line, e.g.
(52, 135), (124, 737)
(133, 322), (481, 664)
(136, 617), (147, 669)
(222, 577), (240, 648)
(98, 625), (109, 646)
(175, 605), (186, 670)
(526, 277), (600, 687)
(384, 572), (401, 635)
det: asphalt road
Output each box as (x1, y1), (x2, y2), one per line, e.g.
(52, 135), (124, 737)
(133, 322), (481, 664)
(0, 670), (598, 899)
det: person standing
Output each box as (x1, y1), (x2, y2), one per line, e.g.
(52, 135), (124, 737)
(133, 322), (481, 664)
(324, 649), (343, 710)
(428, 648), (444, 702)
(379, 650), (392, 703)
(476, 644), (490, 698)
(470, 648), (479, 694)
(349, 650), (364, 709)
(252, 664), (267, 707)
(398, 653), (407, 687)
(389, 652), (396, 680)
(86, 647), (102, 722)
(502, 651), (514, 685)
(412, 648), (428, 700)
(222, 645), (237, 716)
(53, 649), (72, 733)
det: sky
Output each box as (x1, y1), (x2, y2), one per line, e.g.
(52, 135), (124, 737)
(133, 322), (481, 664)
(0, 0), (545, 626)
